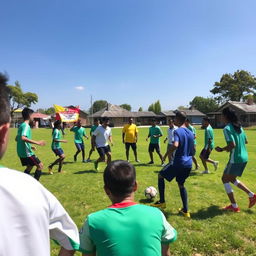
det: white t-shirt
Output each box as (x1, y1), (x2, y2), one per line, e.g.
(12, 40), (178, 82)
(0, 166), (80, 256)
(93, 126), (112, 148)
(167, 126), (178, 144)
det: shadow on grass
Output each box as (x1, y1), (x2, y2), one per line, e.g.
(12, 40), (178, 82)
(192, 205), (225, 220)
(133, 163), (150, 167)
(139, 198), (154, 204)
(74, 170), (98, 174)
(63, 161), (76, 165)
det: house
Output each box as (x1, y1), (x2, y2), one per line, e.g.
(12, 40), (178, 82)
(31, 112), (51, 128)
(208, 100), (256, 128)
(64, 105), (89, 126)
(181, 109), (206, 124)
(133, 111), (157, 125)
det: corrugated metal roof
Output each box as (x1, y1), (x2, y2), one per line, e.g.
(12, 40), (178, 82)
(133, 111), (156, 117)
(219, 101), (256, 113)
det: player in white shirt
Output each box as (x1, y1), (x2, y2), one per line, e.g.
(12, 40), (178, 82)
(92, 117), (113, 171)
(0, 73), (79, 256)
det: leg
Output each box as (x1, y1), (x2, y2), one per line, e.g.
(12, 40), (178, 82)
(125, 143), (130, 161)
(106, 152), (112, 165)
(34, 162), (44, 181)
(149, 151), (154, 163)
(200, 154), (208, 170)
(178, 183), (188, 212)
(24, 165), (33, 174)
(158, 174), (165, 202)
(192, 156), (199, 169)
(81, 149), (85, 161)
(87, 148), (94, 160)
(131, 143), (138, 162)
(49, 158), (61, 169)
(74, 149), (81, 162)
(157, 151), (164, 163)
(58, 154), (65, 173)
(222, 174), (237, 205)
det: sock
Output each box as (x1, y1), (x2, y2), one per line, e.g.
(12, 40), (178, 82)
(158, 178), (165, 203)
(179, 187), (188, 212)
(24, 169), (30, 174)
(34, 170), (42, 181)
(248, 192), (254, 198)
(232, 203), (238, 208)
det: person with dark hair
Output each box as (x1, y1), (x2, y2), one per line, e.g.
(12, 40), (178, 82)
(146, 119), (164, 165)
(79, 160), (177, 256)
(122, 117), (139, 162)
(185, 118), (200, 170)
(152, 111), (194, 218)
(215, 107), (256, 212)
(200, 117), (218, 174)
(48, 120), (67, 174)
(87, 118), (101, 162)
(92, 117), (113, 171)
(0, 73), (79, 256)
(70, 119), (88, 163)
(16, 107), (46, 180)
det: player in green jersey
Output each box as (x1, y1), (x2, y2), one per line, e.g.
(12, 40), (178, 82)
(87, 118), (100, 162)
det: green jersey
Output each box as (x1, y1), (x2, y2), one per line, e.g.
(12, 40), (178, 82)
(79, 202), (177, 256)
(204, 125), (214, 150)
(224, 123), (248, 163)
(16, 122), (34, 158)
(71, 126), (86, 143)
(51, 129), (62, 150)
(90, 125), (98, 135)
(149, 126), (163, 144)
(188, 125), (196, 145)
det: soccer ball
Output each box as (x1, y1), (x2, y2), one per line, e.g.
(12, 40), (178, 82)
(144, 186), (157, 200)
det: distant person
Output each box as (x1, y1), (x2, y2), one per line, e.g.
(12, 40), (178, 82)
(122, 117), (139, 162)
(152, 111), (194, 218)
(70, 120), (88, 163)
(0, 73), (79, 256)
(92, 117), (113, 171)
(48, 120), (67, 174)
(16, 107), (46, 181)
(200, 117), (219, 174)
(79, 160), (177, 256)
(185, 119), (200, 170)
(163, 119), (178, 163)
(146, 119), (164, 165)
(215, 107), (256, 212)
(87, 118), (100, 162)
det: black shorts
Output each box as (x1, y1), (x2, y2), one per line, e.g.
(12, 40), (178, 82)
(97, 145), (111, 158)
(160, 163), (191, 185)
(125, 143), (137, 151)
(200, 148), (211, 160)
(148, 143), (160, 153)
(20, 155), (41, 167)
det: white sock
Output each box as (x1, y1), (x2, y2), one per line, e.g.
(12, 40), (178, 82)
(248, 192), (254, 198)
(232, 203), (238, 208)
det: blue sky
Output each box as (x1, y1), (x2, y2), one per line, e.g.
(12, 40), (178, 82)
(1, 0), (256, 111)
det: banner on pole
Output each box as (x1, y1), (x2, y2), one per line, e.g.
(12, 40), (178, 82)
(54, 104), (80, 123)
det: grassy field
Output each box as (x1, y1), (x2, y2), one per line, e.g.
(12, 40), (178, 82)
(2, 126), (256, 256)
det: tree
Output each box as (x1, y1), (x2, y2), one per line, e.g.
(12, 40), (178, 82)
(148, 103), (154, 112)
(138, 107), (143, 111)
(148, 100), (162, 114)
(37, 107), (55, 115)
(211, 70), (256, 103)
(120, 104), (131, 111)
(190, 96), (219, 114)
(8, 81), (38, 117)
(89, 100), (108, 114)
(177, 105), (189, 110)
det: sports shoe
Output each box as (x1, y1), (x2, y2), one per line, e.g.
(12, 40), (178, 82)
(148, 161), (154, 164)
(94, 162), (99, 171)
(135, 160), (141, 163)
(86, 159), (92, 162)
(201, 170), (210, 174)
(48, 167), (53, 175)
(222, 204), (240, 213)
(213, 161), (219, 171)
(249, 194), (256, 208)
(151, 201), (166, 209)
(179, 208), (191, 218)
(161, 162), (167, 167)
(82, 160), (88, 163)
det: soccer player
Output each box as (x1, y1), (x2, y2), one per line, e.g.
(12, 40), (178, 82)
(146, 119), (164, 165)
(163, 119), (177, 163)
(122, 117), (139, 162)
(79, 160), (177, 256)
(152, 111), (194, 218)
(185, 118), (200, 170)
(200, 117), (219, 174)
(215, 107), (256, 212)
(16, 107), (46, 181)
(70, 120), (88, 163)
(0, 73), (79, 256)
(92, 117), (113, 171)
(87, 118), (100, 162)
(48, 120), (67, 174)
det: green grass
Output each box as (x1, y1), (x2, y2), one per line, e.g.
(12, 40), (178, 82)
(2, 127), (256, 256)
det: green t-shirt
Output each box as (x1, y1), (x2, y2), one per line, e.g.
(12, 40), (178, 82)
(149, 126), (163, 144)
(224, 123), (248, 163)
(16, 122), (34, 158)
(79, 203), (177, 256)
(51, 129), (62, 150)
(188, 125), (196, 145)
(204, 125), (214, 150)
(71, 126), (86, 143)
(90, 125), (98, 135)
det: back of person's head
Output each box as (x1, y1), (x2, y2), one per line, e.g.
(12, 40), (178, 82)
(102, 117), (110, 124)
(0, 73), (10, 126)
(222, 107), (242, 133)
(104, 160), (136, 198)
(185, 118), (190, 123)
(52, 120), (61, 134)
(175, 111), (187, 124)
(203, 117), (210, 123)
(22, 107), (34, 120)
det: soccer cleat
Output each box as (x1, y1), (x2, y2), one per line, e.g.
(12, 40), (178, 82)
(148, 161), (154, 164)
(82, 160), (87, 163)
(213, 161), (219, 171)
(48, 167), (53, 175)
(151, 201), (166, 209)
(249, 194), (256, 208)
(222, 205), (240, 213)
(94, 162), (99, 171)
(201, 170), (210, 174)
(135, 160), (141, 163)
(87, 159), (92, 162)
(178, 208), (191, 218)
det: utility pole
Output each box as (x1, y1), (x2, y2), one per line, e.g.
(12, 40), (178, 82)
(90, 95), (93, 125)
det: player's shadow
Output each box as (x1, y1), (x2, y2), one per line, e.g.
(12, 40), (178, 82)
(74, 170), (99, 174)
(139, 198), (154, 204)
(63, 161), (76, 165)
(133, 163), (150, 167)
(192, 205), (225, 220)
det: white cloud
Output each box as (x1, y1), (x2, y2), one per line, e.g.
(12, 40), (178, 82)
(75, 86), (85, 91)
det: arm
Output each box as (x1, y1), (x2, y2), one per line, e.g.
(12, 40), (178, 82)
(54, 138), (67, 143)
(59, 247), (75, 256)
(161, 244), (171, 256)
(109, 135), (113, 146)
(216, 141), (235, 153)
(122, 132), (125, 143)
(21, 136), (45, 146)
(135, 131), (138, 142)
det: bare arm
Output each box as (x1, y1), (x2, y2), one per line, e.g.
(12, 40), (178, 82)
(109, 135), (113, 145)
(161, 244), (171, 256)
(21, 136), (45, 146)
(216, 141), (235, 153)
(58, 247), (75, 256)
(122, 133), (125, 143)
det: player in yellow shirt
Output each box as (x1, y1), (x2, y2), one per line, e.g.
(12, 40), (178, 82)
(122, 118), (139, 162)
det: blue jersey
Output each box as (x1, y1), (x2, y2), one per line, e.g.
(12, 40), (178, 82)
(173, 127), (194, 168)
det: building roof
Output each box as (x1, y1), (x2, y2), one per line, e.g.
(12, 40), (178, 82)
(181, 109), (206, 116)
(160, 111), (176, 116)
(133, 111), (156, 117)
(219, 101), (256, 113)
(31, 112), (51, 120)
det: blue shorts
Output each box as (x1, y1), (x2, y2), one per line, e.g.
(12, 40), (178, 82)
(52, 148), (64, 156)
(75, 143), (84, 151)
(160, 163), (192, 185)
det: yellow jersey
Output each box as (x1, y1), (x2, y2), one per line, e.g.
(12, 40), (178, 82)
(122, 124), (138, 143)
